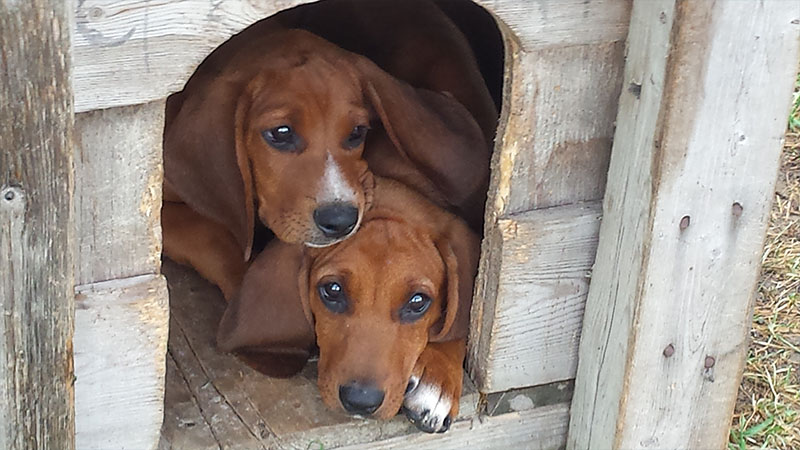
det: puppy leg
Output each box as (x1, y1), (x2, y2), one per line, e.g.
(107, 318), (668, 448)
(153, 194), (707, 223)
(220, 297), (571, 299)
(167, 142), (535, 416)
(162, 201), (247, 301)
(402, 339), (466, 433)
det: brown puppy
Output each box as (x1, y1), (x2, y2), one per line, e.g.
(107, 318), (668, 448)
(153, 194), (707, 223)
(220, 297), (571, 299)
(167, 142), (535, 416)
(217, 177), (480, 433)
(162, 28), (487, 300)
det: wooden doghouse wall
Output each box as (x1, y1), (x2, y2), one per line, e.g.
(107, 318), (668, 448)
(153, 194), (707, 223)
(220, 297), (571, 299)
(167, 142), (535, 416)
(73, 101), (169, 449)
(71, 0), (633, 447)
(468, 0), (631, 392)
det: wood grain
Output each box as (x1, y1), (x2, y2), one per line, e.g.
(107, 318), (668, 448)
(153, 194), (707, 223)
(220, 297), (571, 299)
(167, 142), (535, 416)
(339, 403), (570, 450)
(74, 101), (165, 285)
(469, 202), (602, 393)
(568, 2), (800, 449)
(71, 0), (631, 112)
(477, 0), (631, 50)
(74, 275), (169, 450)
(0, 0), (75, 448)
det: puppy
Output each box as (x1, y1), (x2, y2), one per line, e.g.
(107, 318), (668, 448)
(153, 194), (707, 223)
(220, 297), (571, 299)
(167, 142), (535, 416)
(216, 177), (480, 433)
(162, 28), (487, 300)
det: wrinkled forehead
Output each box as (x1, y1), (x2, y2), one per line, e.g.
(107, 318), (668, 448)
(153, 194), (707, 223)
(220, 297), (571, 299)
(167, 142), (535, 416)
(248, 55), (367, 119)
(311, 221), (446, 304)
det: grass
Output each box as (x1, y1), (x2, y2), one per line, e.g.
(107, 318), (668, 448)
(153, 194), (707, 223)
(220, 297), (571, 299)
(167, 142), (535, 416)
(728, 74), (800, 449)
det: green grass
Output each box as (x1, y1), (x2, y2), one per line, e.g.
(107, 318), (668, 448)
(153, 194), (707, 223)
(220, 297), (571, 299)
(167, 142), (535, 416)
(790, 73), (800, 132)
(729, 73), (800, 450)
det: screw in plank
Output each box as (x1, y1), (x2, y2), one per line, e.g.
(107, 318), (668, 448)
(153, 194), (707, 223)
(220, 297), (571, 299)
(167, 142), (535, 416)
(732, 202), (743, 218)
(679, 215), (691, 230)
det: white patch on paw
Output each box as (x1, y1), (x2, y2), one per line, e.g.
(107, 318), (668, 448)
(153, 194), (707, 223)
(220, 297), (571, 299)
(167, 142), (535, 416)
(403, 381), (452, 432)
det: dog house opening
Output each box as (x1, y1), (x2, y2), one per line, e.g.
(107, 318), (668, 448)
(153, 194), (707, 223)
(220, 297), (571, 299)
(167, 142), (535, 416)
(159, 0), (505, 447)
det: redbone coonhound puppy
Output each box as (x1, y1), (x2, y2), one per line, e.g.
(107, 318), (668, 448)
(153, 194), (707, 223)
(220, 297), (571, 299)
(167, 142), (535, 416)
(162, 21), (492, 300)
(217, 177), (480, 433)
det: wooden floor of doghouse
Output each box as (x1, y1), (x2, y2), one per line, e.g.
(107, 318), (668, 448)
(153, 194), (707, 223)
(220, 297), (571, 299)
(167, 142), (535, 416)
(156, 259), (484, 450)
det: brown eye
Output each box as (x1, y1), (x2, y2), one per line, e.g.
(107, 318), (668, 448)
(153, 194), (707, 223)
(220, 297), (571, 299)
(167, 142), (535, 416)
(398, 293), (432, 323)
(262, 125), (301, 152)
(318, 281), (348, 313)
(343, 125), (369, 149)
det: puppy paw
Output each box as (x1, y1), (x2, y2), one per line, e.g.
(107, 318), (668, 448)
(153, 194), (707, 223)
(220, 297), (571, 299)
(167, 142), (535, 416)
(402, 343), (464, 433)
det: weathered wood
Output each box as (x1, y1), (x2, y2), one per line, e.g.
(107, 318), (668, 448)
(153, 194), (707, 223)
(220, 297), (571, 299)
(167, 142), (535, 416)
(161, 260), (481, 449)
(72, 0), (310, 112)
(158, 355), (220, 450)
(469, 202), (602, 393)
(339, 403), (570, 450)
(74, 275), (169, 450)
(477, 0), (631, 50)
(71, 0), (631, 112)
(568, 2), (800, 449)
(0, 1), (75, 448)
(74, 101), (165, 285)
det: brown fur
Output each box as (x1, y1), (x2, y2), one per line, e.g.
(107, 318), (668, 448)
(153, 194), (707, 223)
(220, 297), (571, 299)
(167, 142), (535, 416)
(217, 178), (480, 420)
(162, 26), (489, 300)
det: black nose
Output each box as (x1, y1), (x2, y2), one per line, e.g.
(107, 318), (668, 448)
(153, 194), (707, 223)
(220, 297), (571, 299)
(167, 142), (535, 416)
(314, 203), (359, 238)
(339, 381), (385, 415)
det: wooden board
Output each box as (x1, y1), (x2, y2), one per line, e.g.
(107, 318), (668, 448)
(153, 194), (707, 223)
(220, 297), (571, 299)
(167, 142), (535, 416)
(469, 202), (602, 393)
(74, 274), (169, 450)
(0, 0), (75, 448)
(568, 2), (800, 449)
(71, 0), (631, 112)
(497, 43), (624, 214)
(159, 260), (481, 449)
(467, 6), (627, 391)
(477, 0), (630, 50)
(339, 403), (570, 450)
(74, 100), (165, 286)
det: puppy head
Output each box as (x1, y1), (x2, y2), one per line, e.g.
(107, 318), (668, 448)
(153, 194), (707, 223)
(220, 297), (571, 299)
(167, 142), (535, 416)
(164, 29), (377, 257)
(237, 47), (375, 248)
(298, 193), (479, 419)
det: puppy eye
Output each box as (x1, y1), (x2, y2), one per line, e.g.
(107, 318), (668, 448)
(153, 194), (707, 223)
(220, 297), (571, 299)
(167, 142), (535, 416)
(262, 125), (300, 152)
(398, 293), (432, 323)
(343, 125), (369, 149)
(317, 281), (348, 314)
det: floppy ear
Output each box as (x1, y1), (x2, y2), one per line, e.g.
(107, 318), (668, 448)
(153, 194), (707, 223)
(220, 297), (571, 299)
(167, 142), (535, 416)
(429, 216), (481, 343)
(216, 240), (315, 377)
(163, 78), (255, 260)
(355, 56), (490, 218)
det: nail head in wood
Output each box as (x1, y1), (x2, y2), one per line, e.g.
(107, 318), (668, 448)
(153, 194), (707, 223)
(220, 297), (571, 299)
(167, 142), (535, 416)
(663, 344), (675, 357)
(704, 356), (715, 368)
(679, 215), (691, 230)
(732, 202), (743, 217)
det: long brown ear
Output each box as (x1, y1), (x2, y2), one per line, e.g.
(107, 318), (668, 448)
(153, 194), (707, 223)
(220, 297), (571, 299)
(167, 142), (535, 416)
(163, 78), (255, 260)
(356, 56), (490, 221)
(216, 240), (315, 377)
(429, 216), (481, 343)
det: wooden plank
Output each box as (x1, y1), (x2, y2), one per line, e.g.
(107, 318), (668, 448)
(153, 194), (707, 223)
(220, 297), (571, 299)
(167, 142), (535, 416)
(489, 42), (625, 218)
(168, 318), (271, 449)
(568, 2), (800, 449)
(477, 0), (631, 50)
(161, 260), (482, 449)
(71, 0), (631, 112)
(0, 0), (76, 448)
(74, 100), (165, 285)
(485, 380), (573, 417)
(469, 202), (602, 393)
(159, 355), (220, 450)
(74, 275), (169, 450)
(338, 403), (570, 450)
(72, 0), (311, 112)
